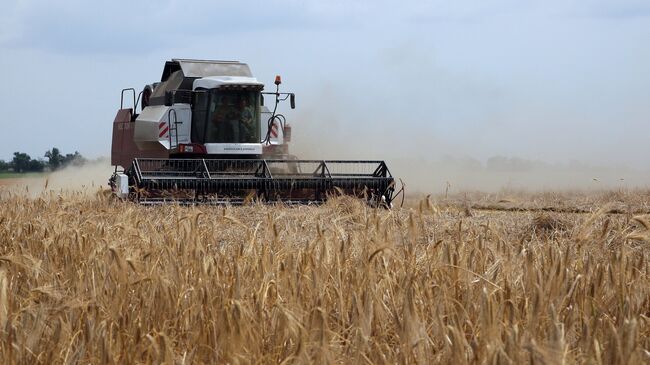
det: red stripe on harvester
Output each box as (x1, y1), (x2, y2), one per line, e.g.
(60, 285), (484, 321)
(271, 122), (278, 138)
(159, 121), (166, 129)
(159, 127), (169, 137)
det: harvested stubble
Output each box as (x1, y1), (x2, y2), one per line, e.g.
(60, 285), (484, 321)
(0, 191), (648, 364)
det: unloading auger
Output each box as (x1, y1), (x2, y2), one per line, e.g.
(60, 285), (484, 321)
(109, 59), (397, 206)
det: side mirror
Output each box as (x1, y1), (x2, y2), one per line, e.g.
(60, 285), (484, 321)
(260, 94), (264, 106)
(290, 93), (295, 109)
(164, 91), (173, 106)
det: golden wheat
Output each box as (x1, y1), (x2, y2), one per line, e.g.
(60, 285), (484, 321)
(0, 188), (648, 364)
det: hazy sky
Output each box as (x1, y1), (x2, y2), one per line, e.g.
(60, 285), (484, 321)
(1, 0), (649, 171)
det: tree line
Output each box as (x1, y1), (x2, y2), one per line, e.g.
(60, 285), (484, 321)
(0, 148), (86, 173)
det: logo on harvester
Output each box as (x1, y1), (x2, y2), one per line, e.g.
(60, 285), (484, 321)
(158, 121), (169, 138)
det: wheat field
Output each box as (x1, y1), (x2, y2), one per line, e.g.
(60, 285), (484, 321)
(0, 187), (648, 364)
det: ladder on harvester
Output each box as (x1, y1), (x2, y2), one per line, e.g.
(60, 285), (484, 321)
(167, 109), (179, 150)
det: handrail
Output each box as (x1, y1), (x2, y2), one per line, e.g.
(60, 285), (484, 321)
(135, 90), (143, 112)
(120, 88), (136, 110)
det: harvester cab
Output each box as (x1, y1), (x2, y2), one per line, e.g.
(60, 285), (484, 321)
(113, 59), (283, 163)
(110, 59), (397, 206)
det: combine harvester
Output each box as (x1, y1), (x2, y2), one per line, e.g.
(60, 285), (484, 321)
(110, 59), (397, 206)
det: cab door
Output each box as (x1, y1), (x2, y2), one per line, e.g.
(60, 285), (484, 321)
(168, 104), (192, 146)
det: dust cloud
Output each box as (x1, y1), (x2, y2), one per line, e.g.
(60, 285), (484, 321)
(288, 90), (650, 195)
(9, 160), (113, 198)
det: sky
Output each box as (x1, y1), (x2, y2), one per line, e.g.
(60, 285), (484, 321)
(0, 0), (649, 190)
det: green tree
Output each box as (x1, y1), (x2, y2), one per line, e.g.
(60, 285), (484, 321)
(62, 151), (85, 167)
(28, 159), (45, 172)
(11, 152), (31, 173)
(0, 160), (8, 171)
(45, 147), (64, 170)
